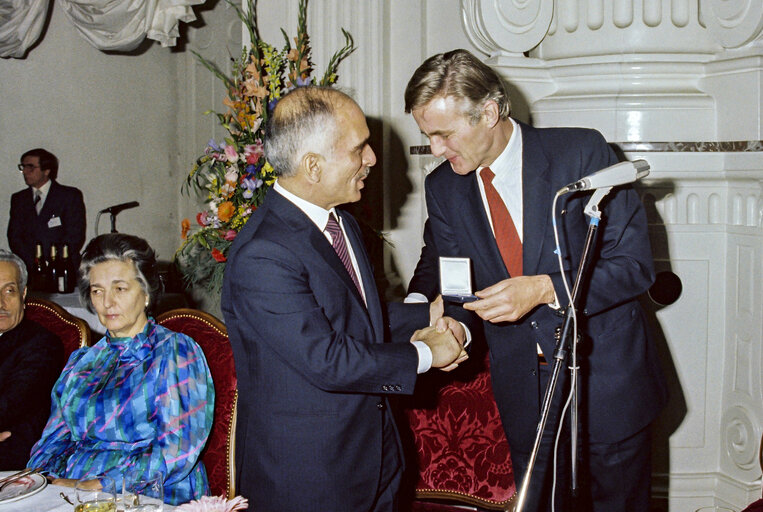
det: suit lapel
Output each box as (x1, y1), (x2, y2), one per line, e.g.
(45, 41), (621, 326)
(519, 124), (552, 276)
(37, 181), (59, 219)
(459, 175), (510, 280)
(338, 211), (383, 337)
(270, 192), (370, 316)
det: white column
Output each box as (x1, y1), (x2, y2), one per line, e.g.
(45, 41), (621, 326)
(461, 0), (763, 509)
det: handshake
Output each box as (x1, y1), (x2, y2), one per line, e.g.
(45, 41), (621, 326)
(412, 295), (469, 372)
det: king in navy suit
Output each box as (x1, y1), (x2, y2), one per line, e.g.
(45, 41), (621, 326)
(404, 50), (668, 512)
(221, 86), (467, 511)
(8, 148), (86, 273)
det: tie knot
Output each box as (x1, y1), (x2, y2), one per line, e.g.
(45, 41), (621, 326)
(480, 167), (495, 184)
(325, 213), (340, 235)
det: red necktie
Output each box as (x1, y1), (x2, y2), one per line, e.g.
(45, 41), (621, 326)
(479, 167), (522, 277)
(325, 213), (363, 296)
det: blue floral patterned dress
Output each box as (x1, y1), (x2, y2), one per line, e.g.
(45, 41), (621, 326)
(28, 318), (215, 505)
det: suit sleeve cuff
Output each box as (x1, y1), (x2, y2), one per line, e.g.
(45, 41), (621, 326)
(411, 340), (432, 374)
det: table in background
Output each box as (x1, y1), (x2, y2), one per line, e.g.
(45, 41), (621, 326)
(29, 291), (105, 336)
(0, 471), (175, 512)
(29, 291), (190, 339)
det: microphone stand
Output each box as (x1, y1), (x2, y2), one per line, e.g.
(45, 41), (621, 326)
(93, 211), (122, 235)
(514, 186), (612, 512)
(108, 213), (119, 233)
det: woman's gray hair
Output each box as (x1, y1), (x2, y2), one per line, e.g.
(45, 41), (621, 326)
(0, 250), (27, 290)
(264, 86), (356, 177)
(404, 49), (511, 123)
(78, 234), (161, 315)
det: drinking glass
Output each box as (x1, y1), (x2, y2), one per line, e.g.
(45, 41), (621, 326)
(122, 471), (163, 512)
(74, 475), (117, 512)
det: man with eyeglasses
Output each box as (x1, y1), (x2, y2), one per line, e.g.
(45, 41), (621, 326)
(8, 148), (86, 277)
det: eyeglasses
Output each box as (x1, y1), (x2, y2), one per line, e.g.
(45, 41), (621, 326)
(17, 163), (39, 171)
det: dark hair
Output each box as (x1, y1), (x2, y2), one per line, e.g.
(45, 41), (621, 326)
(78, 234), (161, 315)
(21, 148), (59, 181)
(404, 49), (511, 123)
(264, 86), (351, 177)
(0, 250), (28, 290)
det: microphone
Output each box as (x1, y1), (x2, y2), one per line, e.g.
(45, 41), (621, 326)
(99, 201), (139, 215)
(559, 160), (650, 194)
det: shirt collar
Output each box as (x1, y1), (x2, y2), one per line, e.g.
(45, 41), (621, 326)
(106, 317), (155, 361)
(33, 179), (52, 197)
(274, 180), (336, 230)
(478, 117), (521, 184)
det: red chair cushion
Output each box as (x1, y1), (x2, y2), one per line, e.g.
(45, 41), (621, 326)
(25, 298), (90, 364)
(743, 498), (763, 512)
(404, 344), (515, 510)
(156, 309), (236, 498)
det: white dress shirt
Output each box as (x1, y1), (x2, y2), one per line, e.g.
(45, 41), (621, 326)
(33, 179), (52, 213)
(475, 117), (523, 241)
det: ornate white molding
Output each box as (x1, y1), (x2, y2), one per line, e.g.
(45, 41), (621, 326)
(723, 405), (759, 471)
(700, 0), (763, 49)
(462, 0), (763, 58)
(461, 0), (553, 55)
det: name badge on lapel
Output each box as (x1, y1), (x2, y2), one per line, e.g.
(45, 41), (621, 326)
(47, 216), (62, 228)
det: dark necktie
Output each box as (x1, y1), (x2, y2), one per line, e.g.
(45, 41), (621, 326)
(325, 213), (363, 296)
(33, 190), (41, 214)
(479, 167), (523, 277)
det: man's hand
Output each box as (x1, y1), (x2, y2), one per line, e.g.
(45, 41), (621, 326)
(0, 431), (10, 442)
(429, 295), (444, 326)
(464, 275), (555, 323)
(411, 325), (466, 369)
(434, 316), (466, 346)
(434, 316), (468, 371)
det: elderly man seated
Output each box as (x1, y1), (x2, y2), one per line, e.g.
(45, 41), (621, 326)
(0, 249), (63, 470)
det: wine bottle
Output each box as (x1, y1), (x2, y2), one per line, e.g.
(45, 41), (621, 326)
(59, 244), (76, 293)
(30, 242), (47, 291)
(48, 244), (60, 293)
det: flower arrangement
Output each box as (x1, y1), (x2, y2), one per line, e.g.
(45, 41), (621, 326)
(175, 495), (248, 512)
(176, 0), (355, 296)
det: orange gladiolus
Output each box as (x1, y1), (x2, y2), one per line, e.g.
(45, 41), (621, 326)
(217, 201), (235, 222)
(181, 218), (191, 239)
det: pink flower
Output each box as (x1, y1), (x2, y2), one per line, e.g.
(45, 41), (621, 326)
(176, 495), (248, 511)
(223, 230), (237, 241)
(196, 212), (210, 227)
(224, 144), (239, 163)
(244, 142), (264, 165)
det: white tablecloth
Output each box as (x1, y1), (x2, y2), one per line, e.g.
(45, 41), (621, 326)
(0, 472), (174, 511)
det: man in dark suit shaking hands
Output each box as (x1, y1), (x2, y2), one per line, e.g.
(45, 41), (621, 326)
(8, 148), (86, 272)
(221, 86), (467, 512)
(404, 49), (668, 512)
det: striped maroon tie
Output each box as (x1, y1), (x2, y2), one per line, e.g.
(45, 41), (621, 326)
(325, 213), (363, 296)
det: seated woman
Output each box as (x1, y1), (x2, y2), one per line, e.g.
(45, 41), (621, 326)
(28, 234), (215, 505)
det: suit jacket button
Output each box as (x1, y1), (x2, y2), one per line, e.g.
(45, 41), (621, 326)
(530, 321), (538, 329)
(381, 385), (389, 391)
(377, 402), (385, 410)
(394, 385), (402, 391)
